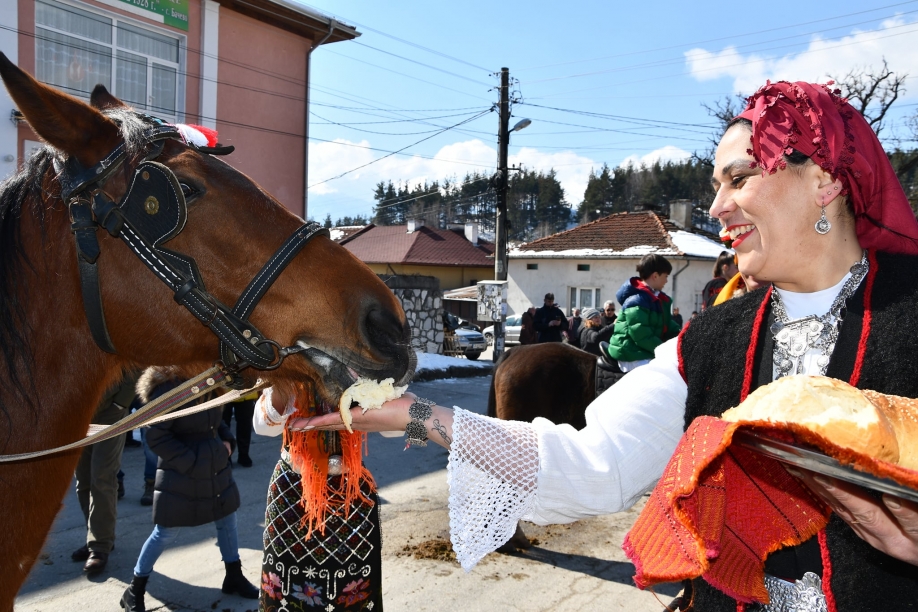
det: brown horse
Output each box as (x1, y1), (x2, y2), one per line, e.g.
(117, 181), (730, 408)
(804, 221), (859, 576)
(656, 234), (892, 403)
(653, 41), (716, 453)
(487, 342), (623, 551)
(0, 56), (412, 609)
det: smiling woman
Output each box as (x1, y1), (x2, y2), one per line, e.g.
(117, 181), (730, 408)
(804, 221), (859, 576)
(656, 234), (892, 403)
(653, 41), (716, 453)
(290, 81), (918, 612)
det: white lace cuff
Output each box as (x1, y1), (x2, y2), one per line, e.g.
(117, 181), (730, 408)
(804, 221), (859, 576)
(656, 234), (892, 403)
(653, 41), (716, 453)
(447, 407), (540, 571)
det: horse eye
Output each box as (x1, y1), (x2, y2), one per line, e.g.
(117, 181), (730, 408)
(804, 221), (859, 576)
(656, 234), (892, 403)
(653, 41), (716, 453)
(179, 182), (198, 201)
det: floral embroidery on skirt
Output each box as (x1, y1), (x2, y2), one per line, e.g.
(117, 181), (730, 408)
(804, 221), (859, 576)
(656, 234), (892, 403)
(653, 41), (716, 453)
(260, 458), (382, 612)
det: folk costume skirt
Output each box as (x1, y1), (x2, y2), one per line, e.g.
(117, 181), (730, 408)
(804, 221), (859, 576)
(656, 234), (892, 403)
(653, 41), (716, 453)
(260, 457), (383, 612)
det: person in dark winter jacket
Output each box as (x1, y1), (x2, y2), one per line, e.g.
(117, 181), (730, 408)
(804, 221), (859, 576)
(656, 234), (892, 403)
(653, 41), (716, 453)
(606, 253), (681, 372)
(533, 292), (567, 342)
(578, 307), (616, 356)
(120, 368), (258, 612)
(567, 308), (583, 348)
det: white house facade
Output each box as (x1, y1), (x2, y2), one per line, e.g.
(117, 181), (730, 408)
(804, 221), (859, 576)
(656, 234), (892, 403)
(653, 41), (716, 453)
(507, 211), (728, 318)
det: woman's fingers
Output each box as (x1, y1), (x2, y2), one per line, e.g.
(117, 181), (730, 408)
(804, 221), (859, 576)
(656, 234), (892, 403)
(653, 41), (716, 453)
(787, 468), (918, 565)
(286, 393), (417, 433)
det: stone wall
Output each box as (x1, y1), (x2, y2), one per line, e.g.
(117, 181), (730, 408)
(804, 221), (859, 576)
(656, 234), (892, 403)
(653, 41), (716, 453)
(381, 275), (444, 354)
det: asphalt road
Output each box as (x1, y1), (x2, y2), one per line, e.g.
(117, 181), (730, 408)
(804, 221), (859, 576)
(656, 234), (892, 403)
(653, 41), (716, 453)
(15, 375), (677, 612)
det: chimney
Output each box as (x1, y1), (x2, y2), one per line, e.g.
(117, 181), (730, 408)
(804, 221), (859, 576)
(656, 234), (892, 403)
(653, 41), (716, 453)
(464, 221), (479, 246)
(407, 218), (425, 233)
(669, 200), (693, 229)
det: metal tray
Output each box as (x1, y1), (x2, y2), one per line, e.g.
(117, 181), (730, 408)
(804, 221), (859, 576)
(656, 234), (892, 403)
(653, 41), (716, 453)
(733, 430), (918, 503)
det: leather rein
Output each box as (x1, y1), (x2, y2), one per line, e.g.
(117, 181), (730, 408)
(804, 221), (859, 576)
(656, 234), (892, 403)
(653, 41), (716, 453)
(59, 113), (329, 383)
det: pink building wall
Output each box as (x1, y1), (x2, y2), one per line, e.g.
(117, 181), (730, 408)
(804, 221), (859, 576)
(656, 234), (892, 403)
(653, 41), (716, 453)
(216, 10), (311, 216)
(13, 0), (318, 217)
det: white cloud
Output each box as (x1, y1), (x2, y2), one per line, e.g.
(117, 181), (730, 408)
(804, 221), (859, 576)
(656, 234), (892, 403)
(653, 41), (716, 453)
(684, 16), (918, 96)
(509, 147), (597, 203)
(307, 138), (599, 220)
(619, 145), (692, 169)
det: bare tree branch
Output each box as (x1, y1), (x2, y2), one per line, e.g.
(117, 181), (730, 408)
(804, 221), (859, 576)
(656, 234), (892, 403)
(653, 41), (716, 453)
(830, 58), (906, 137)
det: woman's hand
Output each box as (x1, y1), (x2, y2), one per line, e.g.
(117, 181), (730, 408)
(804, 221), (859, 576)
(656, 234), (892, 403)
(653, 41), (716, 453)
(788, 468), (918, 566)
(288, 392), (418, 434)
(223, 440), (232, 456)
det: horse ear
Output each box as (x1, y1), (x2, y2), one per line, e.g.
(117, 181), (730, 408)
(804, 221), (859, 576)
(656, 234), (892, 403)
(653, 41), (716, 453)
(90, 84), (126, 111)
(0, 52), (121, 167)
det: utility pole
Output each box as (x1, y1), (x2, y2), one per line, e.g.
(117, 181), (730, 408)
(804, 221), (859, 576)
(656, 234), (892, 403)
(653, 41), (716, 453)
(492, 67), (510, 362)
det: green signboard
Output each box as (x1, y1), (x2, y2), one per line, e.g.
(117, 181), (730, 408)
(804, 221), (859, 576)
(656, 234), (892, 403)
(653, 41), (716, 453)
(117, 0), (189, 30)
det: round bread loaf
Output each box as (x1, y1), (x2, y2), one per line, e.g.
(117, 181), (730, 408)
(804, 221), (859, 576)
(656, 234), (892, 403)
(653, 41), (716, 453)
(721, 376), (904, 467)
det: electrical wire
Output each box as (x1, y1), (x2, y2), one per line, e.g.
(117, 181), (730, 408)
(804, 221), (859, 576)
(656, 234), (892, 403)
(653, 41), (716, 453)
(351, 41), (492, 87)
(291, 1), (493, 73)
(322, 48), (493, 102)
(308, 109), (494, 189)
(537, 23), (918, 98)
(515, 0), (918, 71)
(522, 11), (918, 86)
(310, 109), (490, 136)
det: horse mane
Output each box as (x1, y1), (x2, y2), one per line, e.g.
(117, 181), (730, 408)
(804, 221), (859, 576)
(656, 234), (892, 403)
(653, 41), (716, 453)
(0, 107), (155, 420)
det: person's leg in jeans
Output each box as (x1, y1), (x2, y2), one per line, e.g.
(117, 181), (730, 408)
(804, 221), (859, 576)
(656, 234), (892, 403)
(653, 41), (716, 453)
(133, 524), (180, 578)
(216, 512), (258, 598)
(122, 524), (180, 610)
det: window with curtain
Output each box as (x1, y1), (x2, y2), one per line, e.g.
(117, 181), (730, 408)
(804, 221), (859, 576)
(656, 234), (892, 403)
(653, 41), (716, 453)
(35, 0), (182, 119)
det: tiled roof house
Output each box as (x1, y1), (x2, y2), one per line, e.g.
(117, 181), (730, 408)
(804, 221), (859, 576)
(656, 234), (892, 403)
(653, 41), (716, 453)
(339, 220), (494, 291)
(508, 209), (728, 317)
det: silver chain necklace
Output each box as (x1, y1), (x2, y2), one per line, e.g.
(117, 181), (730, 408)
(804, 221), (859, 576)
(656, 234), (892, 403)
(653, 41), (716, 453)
(769, 251), (868, 379)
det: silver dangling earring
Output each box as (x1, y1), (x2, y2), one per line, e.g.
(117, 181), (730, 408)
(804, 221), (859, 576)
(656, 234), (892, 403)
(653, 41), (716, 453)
(815, 203), (831, 235)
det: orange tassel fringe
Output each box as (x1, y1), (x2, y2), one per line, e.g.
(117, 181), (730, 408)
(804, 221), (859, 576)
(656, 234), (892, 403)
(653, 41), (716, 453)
(282, 383), (376, 539)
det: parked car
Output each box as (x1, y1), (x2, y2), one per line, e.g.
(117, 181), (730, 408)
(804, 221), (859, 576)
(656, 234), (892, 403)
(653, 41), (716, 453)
(482, 314), (522, 346)
(442, 312), (488, 360)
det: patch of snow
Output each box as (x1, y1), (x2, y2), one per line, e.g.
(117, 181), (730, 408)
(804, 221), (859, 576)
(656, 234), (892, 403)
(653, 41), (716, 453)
(510, 246), (679, 258)
(329, 228), (345, 241)
(668, 230), (729, 258)
(416, 351), (492, 372)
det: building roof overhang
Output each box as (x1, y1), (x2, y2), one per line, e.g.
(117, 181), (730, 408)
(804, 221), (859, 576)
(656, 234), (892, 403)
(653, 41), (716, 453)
(215, 0), (359, 43)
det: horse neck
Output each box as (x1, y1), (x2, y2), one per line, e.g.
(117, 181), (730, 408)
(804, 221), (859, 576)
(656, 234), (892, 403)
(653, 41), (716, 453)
(4, 191), (128, 449)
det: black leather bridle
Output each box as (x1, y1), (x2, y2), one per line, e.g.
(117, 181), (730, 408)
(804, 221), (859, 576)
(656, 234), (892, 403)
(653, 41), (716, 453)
(57, 114), (328, 382)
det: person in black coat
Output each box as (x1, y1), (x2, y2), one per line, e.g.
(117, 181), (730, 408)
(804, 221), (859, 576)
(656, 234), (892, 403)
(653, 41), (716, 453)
(120, 368), (258, 612)
(578, 307), (616, 356)
(533, 292), (567, 343)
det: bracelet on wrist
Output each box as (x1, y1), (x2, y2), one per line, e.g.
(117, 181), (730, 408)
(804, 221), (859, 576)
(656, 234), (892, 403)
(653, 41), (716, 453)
(404, 398), (434, 449)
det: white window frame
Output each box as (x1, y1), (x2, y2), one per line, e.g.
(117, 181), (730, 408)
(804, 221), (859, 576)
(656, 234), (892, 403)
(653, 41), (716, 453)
(35, 0), (186, 122)
(568, 286), (602, 314)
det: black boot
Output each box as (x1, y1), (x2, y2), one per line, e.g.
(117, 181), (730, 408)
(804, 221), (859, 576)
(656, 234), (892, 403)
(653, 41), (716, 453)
(120, 574), (148, 612)
(221, 560), (259, 599)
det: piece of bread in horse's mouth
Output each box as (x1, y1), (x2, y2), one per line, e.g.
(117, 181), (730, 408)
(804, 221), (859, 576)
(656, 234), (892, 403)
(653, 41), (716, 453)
(721, 376), (906, 467)
(338, 377), (407, 433)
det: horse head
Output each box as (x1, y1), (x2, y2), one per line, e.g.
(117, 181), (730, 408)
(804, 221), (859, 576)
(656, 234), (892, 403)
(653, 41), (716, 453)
(0, 53), (414, 407)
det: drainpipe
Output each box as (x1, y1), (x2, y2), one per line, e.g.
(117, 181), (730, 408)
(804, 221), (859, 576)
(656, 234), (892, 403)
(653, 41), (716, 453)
(670, 258), (690, 312)
(303, 19), (336, 220)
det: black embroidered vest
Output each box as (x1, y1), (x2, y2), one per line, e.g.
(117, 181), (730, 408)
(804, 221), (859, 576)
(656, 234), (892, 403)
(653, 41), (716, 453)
(679, 251), (918, 611)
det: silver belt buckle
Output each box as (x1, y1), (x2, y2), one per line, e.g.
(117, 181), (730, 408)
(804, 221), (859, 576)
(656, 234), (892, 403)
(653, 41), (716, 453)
(760, 573), (827, 612)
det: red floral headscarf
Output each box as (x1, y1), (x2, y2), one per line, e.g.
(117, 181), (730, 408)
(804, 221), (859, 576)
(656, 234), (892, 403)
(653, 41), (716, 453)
(738, 80), (918, 255)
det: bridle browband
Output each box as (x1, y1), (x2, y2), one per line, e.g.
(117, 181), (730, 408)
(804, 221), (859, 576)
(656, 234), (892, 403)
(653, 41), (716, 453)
(58, 113), (329, 384)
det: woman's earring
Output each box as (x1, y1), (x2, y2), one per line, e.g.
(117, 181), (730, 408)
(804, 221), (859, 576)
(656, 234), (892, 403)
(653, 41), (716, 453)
(815, 203), (832, 235)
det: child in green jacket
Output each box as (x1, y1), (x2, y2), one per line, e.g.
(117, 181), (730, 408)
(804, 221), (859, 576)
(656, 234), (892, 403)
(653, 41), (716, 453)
(607, 253), (681, 372)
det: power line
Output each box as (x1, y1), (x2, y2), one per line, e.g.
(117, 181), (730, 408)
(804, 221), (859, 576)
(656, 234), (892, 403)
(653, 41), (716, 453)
(323, 48), (493, 102)
(537, 23), (918, 98)
(522, 11), (918, 86)
(519, 102), (717, 129)
(351, 41), (492, 87)
(308, 109), (494, 189)
(293, 1), (493, 73)
(310, 109), (490, 136)
(515, 0), (918, 72)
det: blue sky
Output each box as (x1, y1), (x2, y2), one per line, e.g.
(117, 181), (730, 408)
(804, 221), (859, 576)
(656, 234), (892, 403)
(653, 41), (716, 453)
(297, 0), (918, 223)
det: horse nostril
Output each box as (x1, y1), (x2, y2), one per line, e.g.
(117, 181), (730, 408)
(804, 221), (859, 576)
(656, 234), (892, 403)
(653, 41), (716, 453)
(364, 307), (408, 355)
